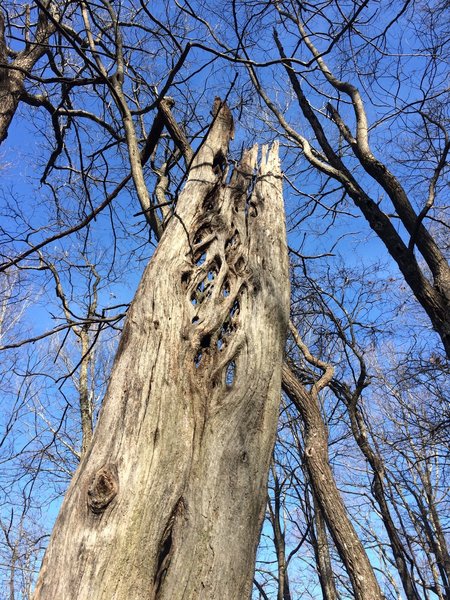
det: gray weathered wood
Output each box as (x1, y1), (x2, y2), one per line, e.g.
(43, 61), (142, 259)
(33, 101), (290, 600)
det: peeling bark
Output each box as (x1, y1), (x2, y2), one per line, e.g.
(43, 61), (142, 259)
(33, 101), (290, 600)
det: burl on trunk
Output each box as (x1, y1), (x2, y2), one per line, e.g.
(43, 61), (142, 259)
(33, 101), (290, 600)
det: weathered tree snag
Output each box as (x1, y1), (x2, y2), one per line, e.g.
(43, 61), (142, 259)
(33, 101), (290, 600)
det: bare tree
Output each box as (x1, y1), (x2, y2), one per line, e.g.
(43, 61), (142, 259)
(372, 358), (450, 599)
(1, 2), (449, 598)
(262, 399), (341, 600)
(282, 345), (383, 600)
(184, 0), (449, 356)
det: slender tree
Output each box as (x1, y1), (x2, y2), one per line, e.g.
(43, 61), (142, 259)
(0, 2), (58, 143)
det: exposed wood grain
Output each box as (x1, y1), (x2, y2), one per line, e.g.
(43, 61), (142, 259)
(33, 101), (290, 600)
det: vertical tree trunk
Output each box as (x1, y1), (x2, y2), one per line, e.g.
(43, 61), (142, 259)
(282, 364), (383, 600)
(312, 496), (340, 600)
(33, 101), (290, 600)
(78, 327), (93, 458)
(343, 397), (421, 600)
(268, 465), (292, 600)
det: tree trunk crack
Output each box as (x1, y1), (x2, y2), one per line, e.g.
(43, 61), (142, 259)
(154, 497), (186, 598)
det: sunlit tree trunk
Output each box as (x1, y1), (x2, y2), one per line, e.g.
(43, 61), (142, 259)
(282, 364), (383, 600)
(33, 101), (290, 600)
(78, 327), (94, 458)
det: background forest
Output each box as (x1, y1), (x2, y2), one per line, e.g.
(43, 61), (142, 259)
(0, 0), (449, 598)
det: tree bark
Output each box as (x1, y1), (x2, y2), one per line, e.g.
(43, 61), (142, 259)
(0, 66), (24, 145)
(282, 363), (383, 600)
(0, 6), (55, 144)
(33, 101), (290, 600)
(78, 327), (93, 459)
(312, 496), (340, 600)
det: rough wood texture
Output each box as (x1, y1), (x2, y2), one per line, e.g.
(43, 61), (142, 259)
(33, 101), (290, 600)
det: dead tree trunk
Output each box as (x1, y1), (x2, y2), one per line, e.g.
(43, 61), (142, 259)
(33, 101), (290, 600)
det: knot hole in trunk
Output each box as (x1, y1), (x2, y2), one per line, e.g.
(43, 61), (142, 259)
(87, 464), (119, 515)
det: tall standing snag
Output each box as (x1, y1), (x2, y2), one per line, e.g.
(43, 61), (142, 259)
(33, 101), (290, 599)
